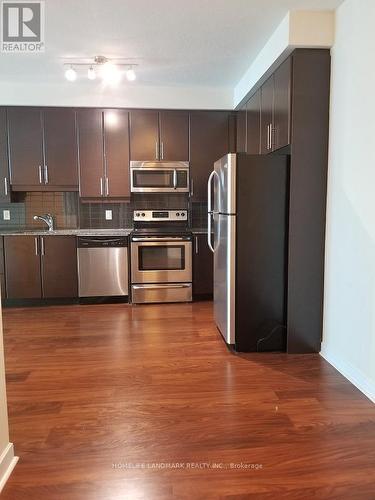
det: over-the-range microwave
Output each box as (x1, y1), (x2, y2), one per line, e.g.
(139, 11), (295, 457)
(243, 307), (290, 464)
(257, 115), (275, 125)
(130, 161), (190, 193)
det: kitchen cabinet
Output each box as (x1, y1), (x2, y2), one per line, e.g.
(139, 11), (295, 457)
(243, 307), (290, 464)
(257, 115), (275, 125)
(8, 107), (78, 190)
(273, 57), (292, 151)
(4, 235), (77, 299)
(246, 89), (261, 154)
(190, 111), (230, 201)
(236, 104), (247, 153)
(43, 108), (78, 187)
(41, 236), (78, 298)
(4, 236), (41, 299)
(193, 233), (213, 296)
(77, 109), (130, 199)
(130, 110), (189, 161)
(159, 111), (189, 161)
(260, 76), (274, 155)
(129, 110), (159, 161)
(0, 109), (10, 202)
(260, 58), (291, 154)
(0, 237), (5, 299)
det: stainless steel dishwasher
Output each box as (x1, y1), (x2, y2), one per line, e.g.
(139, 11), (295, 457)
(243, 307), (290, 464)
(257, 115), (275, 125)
(77, 237), (129, 297)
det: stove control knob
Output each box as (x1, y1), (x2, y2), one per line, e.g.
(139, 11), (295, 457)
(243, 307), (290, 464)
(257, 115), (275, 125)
(181, 212), (185, 217)
(176, 212), (180, 217)
(141, 213), (145, 217)
(135, 212), (140, 217)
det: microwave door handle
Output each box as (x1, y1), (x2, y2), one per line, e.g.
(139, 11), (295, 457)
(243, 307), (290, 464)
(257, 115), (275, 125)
(173, 169), (177, 189)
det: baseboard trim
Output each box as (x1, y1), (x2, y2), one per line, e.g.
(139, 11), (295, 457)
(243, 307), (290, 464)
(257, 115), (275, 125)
(320, 348), (375, 403)
(0, 443), (18, 493)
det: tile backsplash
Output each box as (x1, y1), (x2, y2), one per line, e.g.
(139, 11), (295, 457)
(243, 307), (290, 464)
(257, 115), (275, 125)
(0, 192), (200, 230)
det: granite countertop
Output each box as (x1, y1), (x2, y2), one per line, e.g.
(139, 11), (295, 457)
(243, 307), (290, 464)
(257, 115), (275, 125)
(0, 228), (133, 236)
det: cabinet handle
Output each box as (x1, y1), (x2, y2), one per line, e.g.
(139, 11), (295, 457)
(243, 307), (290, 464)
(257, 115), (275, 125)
(100, 177), (103, 196)
(44, 165), (49, 184)
(155, 141), (159, 160)
(34, 237), (39, 256)
(195, 235), (199, 254)
(268, 123), (272, 150)
(38, 165), (43, 184)
(161, 141), (164, 160)
(4, 177), (8, 197)
(105, 177), (109, 196)
(40, 236), (45, 256)
(190, 178), (194, 197)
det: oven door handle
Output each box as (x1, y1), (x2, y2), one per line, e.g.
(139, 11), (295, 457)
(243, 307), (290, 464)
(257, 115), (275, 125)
(132, 284), (191, 290)
(131, 236), (190, 242)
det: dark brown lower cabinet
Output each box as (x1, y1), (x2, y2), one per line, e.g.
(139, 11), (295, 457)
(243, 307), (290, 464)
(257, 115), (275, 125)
(4, 235), (77, 299)
(4, 236), (41, 299)
(193, 233), (213, 297)
(41, 236), (78, 298)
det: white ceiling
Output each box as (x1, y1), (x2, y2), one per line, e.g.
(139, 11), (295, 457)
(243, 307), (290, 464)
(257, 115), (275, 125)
(0, 0), (343, 89)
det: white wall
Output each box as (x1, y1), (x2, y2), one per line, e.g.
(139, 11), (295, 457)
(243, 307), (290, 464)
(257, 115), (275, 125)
(321, 0), (375, 402)
(0, 299), (17, 491)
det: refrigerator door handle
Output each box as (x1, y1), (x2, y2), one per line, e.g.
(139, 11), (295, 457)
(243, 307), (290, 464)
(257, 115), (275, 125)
(207, 170), (219, 214)
(207, 212), (214, 253)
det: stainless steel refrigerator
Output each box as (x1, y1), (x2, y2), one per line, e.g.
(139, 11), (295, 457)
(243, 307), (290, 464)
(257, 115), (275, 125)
(208, 153), (289, 352)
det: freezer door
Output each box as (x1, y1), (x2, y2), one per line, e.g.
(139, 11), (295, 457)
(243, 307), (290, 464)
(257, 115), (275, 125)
(214, 213), (236, 344)
(214, 153), (237, 215)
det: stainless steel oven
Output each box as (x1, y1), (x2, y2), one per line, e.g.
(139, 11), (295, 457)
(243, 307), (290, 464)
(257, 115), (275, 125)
(131, 234), (192, 304)
(130, 161), (190, 193)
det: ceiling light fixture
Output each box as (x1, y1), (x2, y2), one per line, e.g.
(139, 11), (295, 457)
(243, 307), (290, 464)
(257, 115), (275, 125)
(62, 56), (139, 84)
(87, 66), (96, 80)
(65, 66), (77, 82)
(126, 67), (136, 81)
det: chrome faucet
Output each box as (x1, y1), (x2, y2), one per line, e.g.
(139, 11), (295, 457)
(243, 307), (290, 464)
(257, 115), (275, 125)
(33, 213), (55, 232)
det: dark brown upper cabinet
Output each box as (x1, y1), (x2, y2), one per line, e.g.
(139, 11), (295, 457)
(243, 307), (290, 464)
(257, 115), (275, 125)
(273, 57), (292, 151)
(130, 110), (189, 161)
(7, 107), (78, 190)
(190, 111), (230, 201)
(159, 111), (189, 161)
(77, 109), (130, 199)
(43, 108), (78, 188)
(260, 57), (292, 154)
(4, 235), (78, 299)
(129, 110), (159, 161)
(260, 76), (274, 155)
(246, 89), (261, 154)
(0, 108), (10, 202)
(236, 104), (247, 153)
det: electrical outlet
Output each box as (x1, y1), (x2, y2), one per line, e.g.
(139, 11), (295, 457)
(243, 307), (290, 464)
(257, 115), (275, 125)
(3, 210), (10, 221)
(105, 210), (112, 221)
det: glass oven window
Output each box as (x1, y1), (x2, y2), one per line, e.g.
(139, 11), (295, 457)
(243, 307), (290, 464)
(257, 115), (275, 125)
(133, 170), (173, 188)
(139, 245), (185, 271)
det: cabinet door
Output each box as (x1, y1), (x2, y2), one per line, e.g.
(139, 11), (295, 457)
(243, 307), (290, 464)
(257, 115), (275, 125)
(77, 109), (104, 198)
(129, 111), (159, 161)
(193, 234), (213, 296)
(4, 236), (42, 299)
(103, 110), (130, 198)
(41, 236), (78, 298)
(0, 108), (10, 202)
(260, 76), (274, 155)
(190, 111), (230, 201)
(236, 104), (247, 153)
(43, 108), (78, 188)
(246, 90), (261, 154)
(273, 57), (292, 150)
(8, 107), (43, 187)
(159, 111), (189, 161)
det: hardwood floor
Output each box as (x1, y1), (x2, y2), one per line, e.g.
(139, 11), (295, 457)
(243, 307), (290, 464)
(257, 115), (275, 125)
(1, 301), (375, 499)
